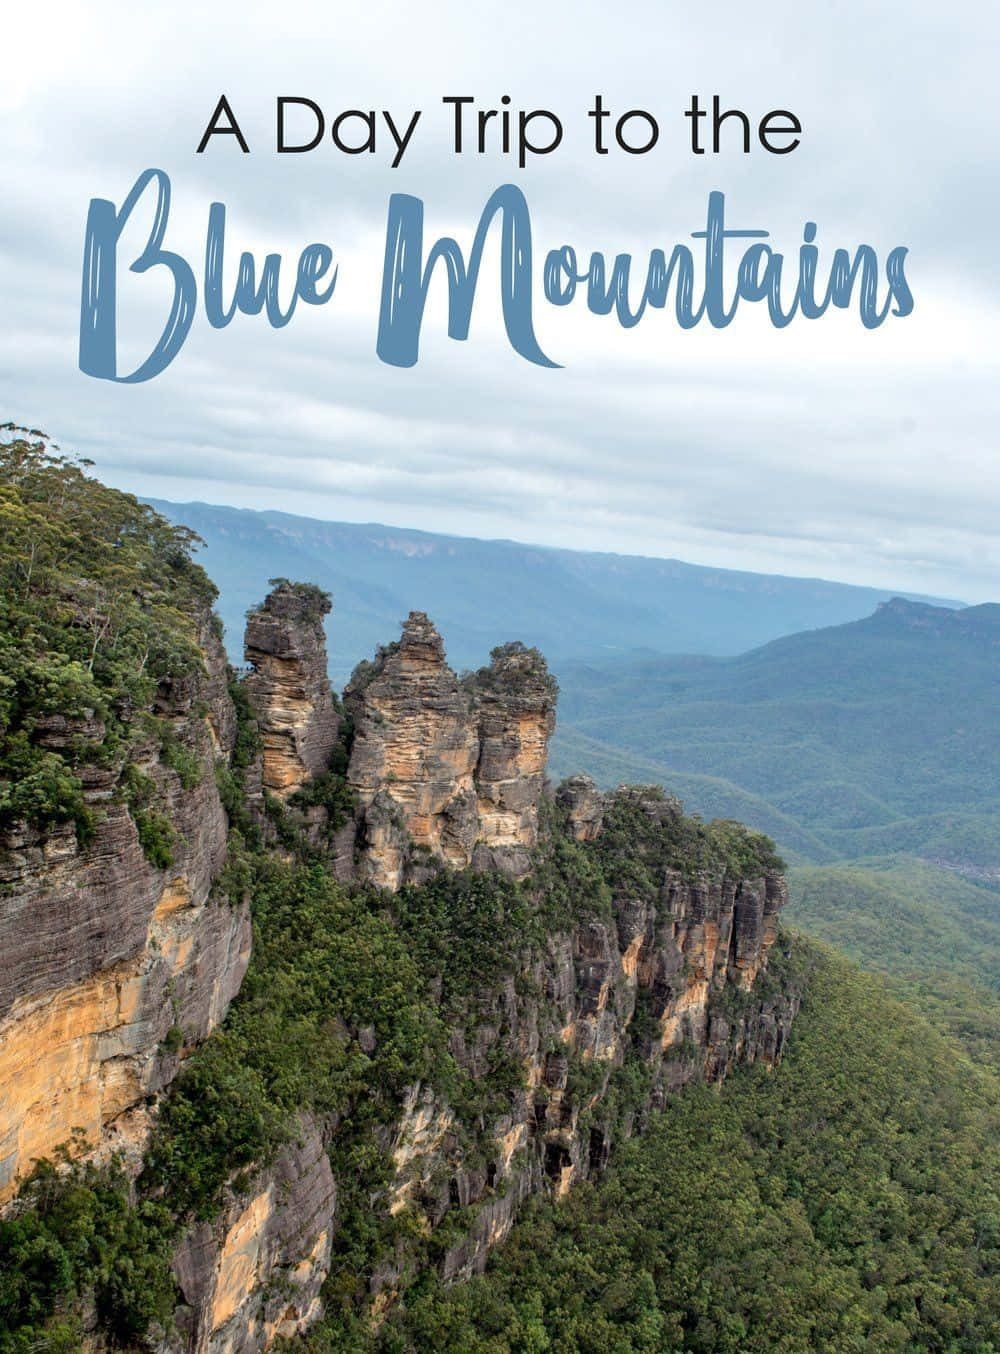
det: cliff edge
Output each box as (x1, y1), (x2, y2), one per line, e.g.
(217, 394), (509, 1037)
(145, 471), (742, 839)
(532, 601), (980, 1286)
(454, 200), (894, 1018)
(0, 437), (801, 1354)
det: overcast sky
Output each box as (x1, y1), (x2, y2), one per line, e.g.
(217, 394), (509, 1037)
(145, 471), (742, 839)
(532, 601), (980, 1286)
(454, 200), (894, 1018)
(3, 0), (998, 602)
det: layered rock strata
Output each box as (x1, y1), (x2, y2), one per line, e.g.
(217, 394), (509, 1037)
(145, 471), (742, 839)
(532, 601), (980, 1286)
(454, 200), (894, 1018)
(555, 773), (605, 841)
(343, 612), (479, 888)
(244, 584), (339, 799)
(169, 1120), (336, 1354)
(380, 786), (794, 1287)
(342, 614), (557, 888)
(0, 616), (250, 1205)
(470, 641), (558, 876)
(228, 600), (794, 1330)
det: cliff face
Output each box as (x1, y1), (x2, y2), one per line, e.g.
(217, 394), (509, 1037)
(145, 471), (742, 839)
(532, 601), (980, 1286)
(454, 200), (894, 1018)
(0, 616), (250, 1206)
(2, 565), (798, 1354)
(163, 601), (795, 1353)
(169, 1119), (336, 1354)
(164, 811), (795, 1351)
(380, 785), (795, 1288)
(343, 614), (557, 888)
(556, 773), (605, 842)
(244, 584), (339, 799)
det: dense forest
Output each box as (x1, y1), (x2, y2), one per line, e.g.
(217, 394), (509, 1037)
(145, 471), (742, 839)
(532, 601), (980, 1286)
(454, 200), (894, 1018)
(358, 950), (1000, 1354)
(787, 856), (1000, 1073)
(0, 787), (795, 1351)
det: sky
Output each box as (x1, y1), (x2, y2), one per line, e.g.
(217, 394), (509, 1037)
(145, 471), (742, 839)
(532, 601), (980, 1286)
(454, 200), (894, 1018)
(2, 0), (999, 602)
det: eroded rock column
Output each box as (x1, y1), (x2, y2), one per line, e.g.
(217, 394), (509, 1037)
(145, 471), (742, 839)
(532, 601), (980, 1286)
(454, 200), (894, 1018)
(244, 583), (339, 799)
(471, 642), (558, 877)
(345, 619), (558, 888)
(345, 613), (480, 889)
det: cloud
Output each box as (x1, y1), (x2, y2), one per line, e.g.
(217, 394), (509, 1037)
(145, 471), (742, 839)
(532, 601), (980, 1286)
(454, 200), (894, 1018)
(1, 0), (998, 603)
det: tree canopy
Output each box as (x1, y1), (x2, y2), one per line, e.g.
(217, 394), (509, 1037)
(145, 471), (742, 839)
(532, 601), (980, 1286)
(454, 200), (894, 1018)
(0, 425), (215, 839)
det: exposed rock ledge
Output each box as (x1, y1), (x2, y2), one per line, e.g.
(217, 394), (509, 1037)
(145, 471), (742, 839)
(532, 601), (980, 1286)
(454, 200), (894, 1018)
(0, 618), (249, 1205)
(168, 1120), (336, 1354)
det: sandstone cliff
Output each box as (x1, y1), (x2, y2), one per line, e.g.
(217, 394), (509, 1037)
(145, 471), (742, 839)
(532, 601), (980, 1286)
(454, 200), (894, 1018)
(169, 1119), (336, 1354)
(1, 551), (798, 1354)
(191, 599), (795, 1344)
(468, 640), (559, 876)
(376, 783), (795, 1289)
(244, 582), (339, 799)
(0, 614), (250, 1207)
(343, 614), (557, 888)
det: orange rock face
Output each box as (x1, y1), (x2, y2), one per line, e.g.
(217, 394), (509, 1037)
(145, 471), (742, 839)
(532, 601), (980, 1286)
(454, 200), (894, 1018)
(0, 618), (250, 1206)
(344, 613), (479, 889)
(244, 583), (340, 799)
(383, 791), (794, 1288)
(345, 615), (557, 889)
(169, 1121), (336, 1354)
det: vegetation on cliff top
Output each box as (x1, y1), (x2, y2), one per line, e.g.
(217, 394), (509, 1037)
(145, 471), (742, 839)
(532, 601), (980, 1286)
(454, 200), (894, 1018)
(464, 641), (559, 700)
(594, 785), (785, 885)
(2, 449), (995, 1354)
(0, 427), (215, 843)
(247, 578), (333, 623)
(0, 755), (794, 1352)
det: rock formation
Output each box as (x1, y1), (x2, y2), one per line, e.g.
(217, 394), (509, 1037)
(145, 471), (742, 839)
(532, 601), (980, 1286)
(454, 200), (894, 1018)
(244, 583), (339, 799)
(555, 773), (604, 841)
(344, 612), (480, 889)
(379, 785), (794, 1286)
(343, 614), (557, 888)
(167, 603), (793, 1344)
(1, 570), (797, 1354)
(469, 641), (558, 876)
(169, 1119), (336, 1354)
(0, 615), (251, 1206)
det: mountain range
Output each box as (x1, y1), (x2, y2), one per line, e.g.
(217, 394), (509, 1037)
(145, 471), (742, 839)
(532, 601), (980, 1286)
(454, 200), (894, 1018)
(552, 597), (1000, 871)
(150, 499), (958, 683)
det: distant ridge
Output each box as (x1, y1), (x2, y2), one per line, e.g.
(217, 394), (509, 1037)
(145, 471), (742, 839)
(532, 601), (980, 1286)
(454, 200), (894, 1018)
(873, 595), (1000, 640)
(150, 498), (960, 682)
(554, 596), (1000, 869)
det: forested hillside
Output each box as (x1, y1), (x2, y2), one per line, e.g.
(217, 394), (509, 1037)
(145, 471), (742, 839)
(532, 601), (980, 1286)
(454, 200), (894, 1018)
(353, 948), (1000, 1354)
(0, 431), (215, 844)
(553, 599), (1000, 872)
(786, 857), (1000, 1072)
